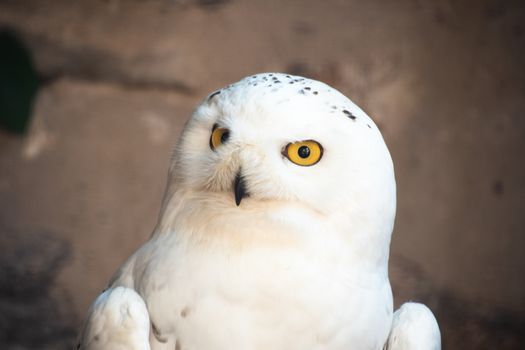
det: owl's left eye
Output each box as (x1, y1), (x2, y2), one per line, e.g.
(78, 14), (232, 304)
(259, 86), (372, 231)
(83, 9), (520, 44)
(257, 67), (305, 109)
(210, 124), (230, 150)
(283, 140), (323, 166)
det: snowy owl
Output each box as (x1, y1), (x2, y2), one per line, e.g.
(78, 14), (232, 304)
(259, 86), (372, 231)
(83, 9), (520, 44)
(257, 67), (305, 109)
(77, 73), (440, 350)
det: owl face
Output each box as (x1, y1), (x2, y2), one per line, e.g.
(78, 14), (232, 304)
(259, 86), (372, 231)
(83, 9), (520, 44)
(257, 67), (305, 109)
(172, 73), (395, 218)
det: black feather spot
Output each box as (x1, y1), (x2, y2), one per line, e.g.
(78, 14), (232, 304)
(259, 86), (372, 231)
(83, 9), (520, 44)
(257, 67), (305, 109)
(208, 90), (221, 101)
(343, 109), (357, 120)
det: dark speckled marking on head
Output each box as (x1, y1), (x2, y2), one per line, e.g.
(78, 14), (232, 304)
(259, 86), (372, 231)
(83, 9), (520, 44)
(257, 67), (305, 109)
(343, 109), (357, 120)
(208, 90), (221, 101)
(222, 74), (369, 128)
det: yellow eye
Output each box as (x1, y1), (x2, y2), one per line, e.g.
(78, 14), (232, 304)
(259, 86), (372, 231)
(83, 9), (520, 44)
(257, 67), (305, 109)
(283, 140), (323, 166)
(210, 125), (230, 150)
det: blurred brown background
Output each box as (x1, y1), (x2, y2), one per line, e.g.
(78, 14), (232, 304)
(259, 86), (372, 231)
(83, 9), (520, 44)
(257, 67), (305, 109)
(0, 0), (524, 349)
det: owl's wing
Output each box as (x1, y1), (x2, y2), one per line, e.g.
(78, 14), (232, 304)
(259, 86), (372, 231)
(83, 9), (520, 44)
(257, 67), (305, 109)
(384, 302), (441, 350)
(77, 286), (151, 350)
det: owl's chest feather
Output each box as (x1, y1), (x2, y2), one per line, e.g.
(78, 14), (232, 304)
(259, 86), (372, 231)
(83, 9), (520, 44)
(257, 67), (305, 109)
(126, 227), (392, 350)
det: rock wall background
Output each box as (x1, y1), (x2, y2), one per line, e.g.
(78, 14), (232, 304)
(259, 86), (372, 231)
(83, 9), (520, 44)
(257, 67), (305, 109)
(0, 0), (524, 348)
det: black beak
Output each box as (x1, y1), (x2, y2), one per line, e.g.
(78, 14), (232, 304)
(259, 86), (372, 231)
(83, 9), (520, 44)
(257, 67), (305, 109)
(233, 170), (247, 206)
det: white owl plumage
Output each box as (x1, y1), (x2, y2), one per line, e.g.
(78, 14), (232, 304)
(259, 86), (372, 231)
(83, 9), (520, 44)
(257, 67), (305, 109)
(77, 73), (440, 350)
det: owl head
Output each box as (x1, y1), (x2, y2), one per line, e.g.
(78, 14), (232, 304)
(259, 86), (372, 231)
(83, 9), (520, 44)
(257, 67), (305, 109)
(163, 73), (395, 238)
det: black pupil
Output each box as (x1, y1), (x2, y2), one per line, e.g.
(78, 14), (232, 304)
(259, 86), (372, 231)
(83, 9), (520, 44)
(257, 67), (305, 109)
(220, 130), (230, 143)
(298, 145), (310, 159)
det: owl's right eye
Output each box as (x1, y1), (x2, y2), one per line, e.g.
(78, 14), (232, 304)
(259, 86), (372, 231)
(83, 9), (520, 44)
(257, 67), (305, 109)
(210, 124), (230, 150)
